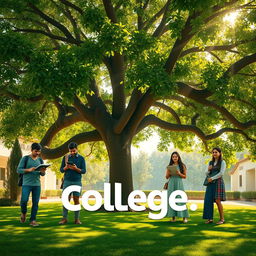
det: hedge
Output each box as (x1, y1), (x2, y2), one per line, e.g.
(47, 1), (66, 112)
(1, 189), (255, 200)
(241, 191), (256, 200)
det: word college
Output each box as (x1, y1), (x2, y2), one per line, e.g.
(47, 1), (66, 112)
(62, 183), (192, 219)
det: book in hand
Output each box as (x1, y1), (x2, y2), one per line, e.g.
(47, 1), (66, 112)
(34, 164), (51, 171)
(166, 165), (179, 176)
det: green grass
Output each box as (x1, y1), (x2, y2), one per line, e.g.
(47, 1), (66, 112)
(0, 202), (255, 256)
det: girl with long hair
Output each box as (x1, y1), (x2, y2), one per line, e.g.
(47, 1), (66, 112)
(203, 147), (226, 224)
(165, 151), (189, 223)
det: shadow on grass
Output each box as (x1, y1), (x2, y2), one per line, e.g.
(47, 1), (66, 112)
(0, 203), (255, 256)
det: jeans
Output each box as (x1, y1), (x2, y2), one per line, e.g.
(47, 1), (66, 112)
(62, 180), (82, 219)
(20, 185), (41, 221)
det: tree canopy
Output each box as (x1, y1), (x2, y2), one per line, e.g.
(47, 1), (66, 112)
(0, 0), (255, 186)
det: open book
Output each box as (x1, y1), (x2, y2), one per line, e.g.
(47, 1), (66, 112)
(166, 165), (179, 176)
(34, 164), (51, 171)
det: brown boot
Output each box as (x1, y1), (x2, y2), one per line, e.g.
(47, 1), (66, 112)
(59, 218), (68, 225)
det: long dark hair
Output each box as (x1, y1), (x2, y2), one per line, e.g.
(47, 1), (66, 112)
(169, 151), (186, 174)
(211, 147), (223, 166)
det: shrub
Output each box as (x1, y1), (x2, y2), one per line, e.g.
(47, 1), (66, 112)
(0, 198), (19, 206)
(241, 191), (256, 200)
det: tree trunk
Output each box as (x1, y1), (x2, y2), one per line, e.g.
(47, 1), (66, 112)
(105, 133), (133, 208)
(8, 139), (22, 202)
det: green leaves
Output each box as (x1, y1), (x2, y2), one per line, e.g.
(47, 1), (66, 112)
(81, 5), (106, 32)
(172, 0), (223, 12)
(126, 52), (176, 96)
(0, 33), (32, 62)
(201, 62), (229, 103)
(168, 12), (186, 39)
(26, 47), (93, 102)
(0, 101), (43, 147)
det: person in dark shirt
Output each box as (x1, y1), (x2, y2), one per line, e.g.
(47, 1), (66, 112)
(59, 142), (86, 225)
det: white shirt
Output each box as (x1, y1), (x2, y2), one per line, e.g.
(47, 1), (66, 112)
(205, 160), (226, 180)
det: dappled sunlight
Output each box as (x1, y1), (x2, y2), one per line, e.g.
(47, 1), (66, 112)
(112, 222), (157, 230)
(137, 240), (156, 245)
(106, 248), (134, 256)
(200, 230), (239, 238)
(159, 232), (175, 238)
(165, 238), (246, 256)
(0, 203), (255, 256)
(42, 231), (109, 249)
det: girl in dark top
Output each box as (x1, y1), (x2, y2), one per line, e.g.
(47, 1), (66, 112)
(203, 147), (226, 224)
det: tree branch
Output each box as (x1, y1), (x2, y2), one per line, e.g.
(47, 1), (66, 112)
(40, 111), (84, 147)
(164, 0), (250, 74)
(113, 88), (143, 134)
(142, 0), (170, 31)
(0, 89), (43, 102)
(50, 0), (81, 41)
(164, 11), (199, 74)
(125, 89), (155, 138)
(153, 102), (181, 124)
(59, 0), (83, 15)
(27, 2), (79, 44)
(137, 114), (256, 142)
(102, 0), (118, 23)
(14, 27), (79, 44)
(41, 130), (102, 159)
(104, 54), (126, 119)
(153, 0), (172, 37)
(177, 82), (256, 130)
(226, 52), (256, 76)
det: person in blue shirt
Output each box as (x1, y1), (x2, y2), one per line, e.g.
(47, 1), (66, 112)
(59, 142), (86, 225)
(17, 143), (47, 227)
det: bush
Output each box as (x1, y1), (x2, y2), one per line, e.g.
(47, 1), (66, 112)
(241, 191), (256, 200)
(225, 191), (239, 200)
(186, 191), (205, 199)
(41, 190), (62, 197)
(0, 189), (6, 198)
(0, 198), (19, 206)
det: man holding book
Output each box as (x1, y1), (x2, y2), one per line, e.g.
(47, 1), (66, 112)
(17, 143), (49, 227)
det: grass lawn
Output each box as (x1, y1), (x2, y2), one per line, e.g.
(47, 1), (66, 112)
(0, 202), (255, 256)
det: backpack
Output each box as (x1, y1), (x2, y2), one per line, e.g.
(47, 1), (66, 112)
(18, 155), (43, 186)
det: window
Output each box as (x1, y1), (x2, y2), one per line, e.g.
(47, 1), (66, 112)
(0, 168), (5, 180)
(239, 175), (242, 187)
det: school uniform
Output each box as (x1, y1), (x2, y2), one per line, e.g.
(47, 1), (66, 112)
(203, 160), (226, 220)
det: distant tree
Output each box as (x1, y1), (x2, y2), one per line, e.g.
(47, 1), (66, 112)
(132, 152), (152, 190)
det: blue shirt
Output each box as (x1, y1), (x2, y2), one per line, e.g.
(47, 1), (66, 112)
(60, 154), (86, 182)
(17, 156), (45, 186)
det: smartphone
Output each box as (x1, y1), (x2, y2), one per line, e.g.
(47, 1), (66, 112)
(67, 161), (75, 166)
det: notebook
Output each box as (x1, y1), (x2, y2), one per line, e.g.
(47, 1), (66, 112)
(166, 165), (179, 176)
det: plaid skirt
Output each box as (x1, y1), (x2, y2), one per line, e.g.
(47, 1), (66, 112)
(215, 177), (226, 201)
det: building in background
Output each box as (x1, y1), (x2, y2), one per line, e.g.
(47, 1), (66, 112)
(229, 158), (256, 192)
(0, 140), (61, 190)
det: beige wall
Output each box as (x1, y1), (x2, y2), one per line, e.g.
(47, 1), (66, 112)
(0, 156), (8, 189)
(246, 169), (256, 191)
(231, 170), (239, 191)
(231, 159), (256, 192)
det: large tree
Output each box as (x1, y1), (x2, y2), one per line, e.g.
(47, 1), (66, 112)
(0, 0), (255, 204)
